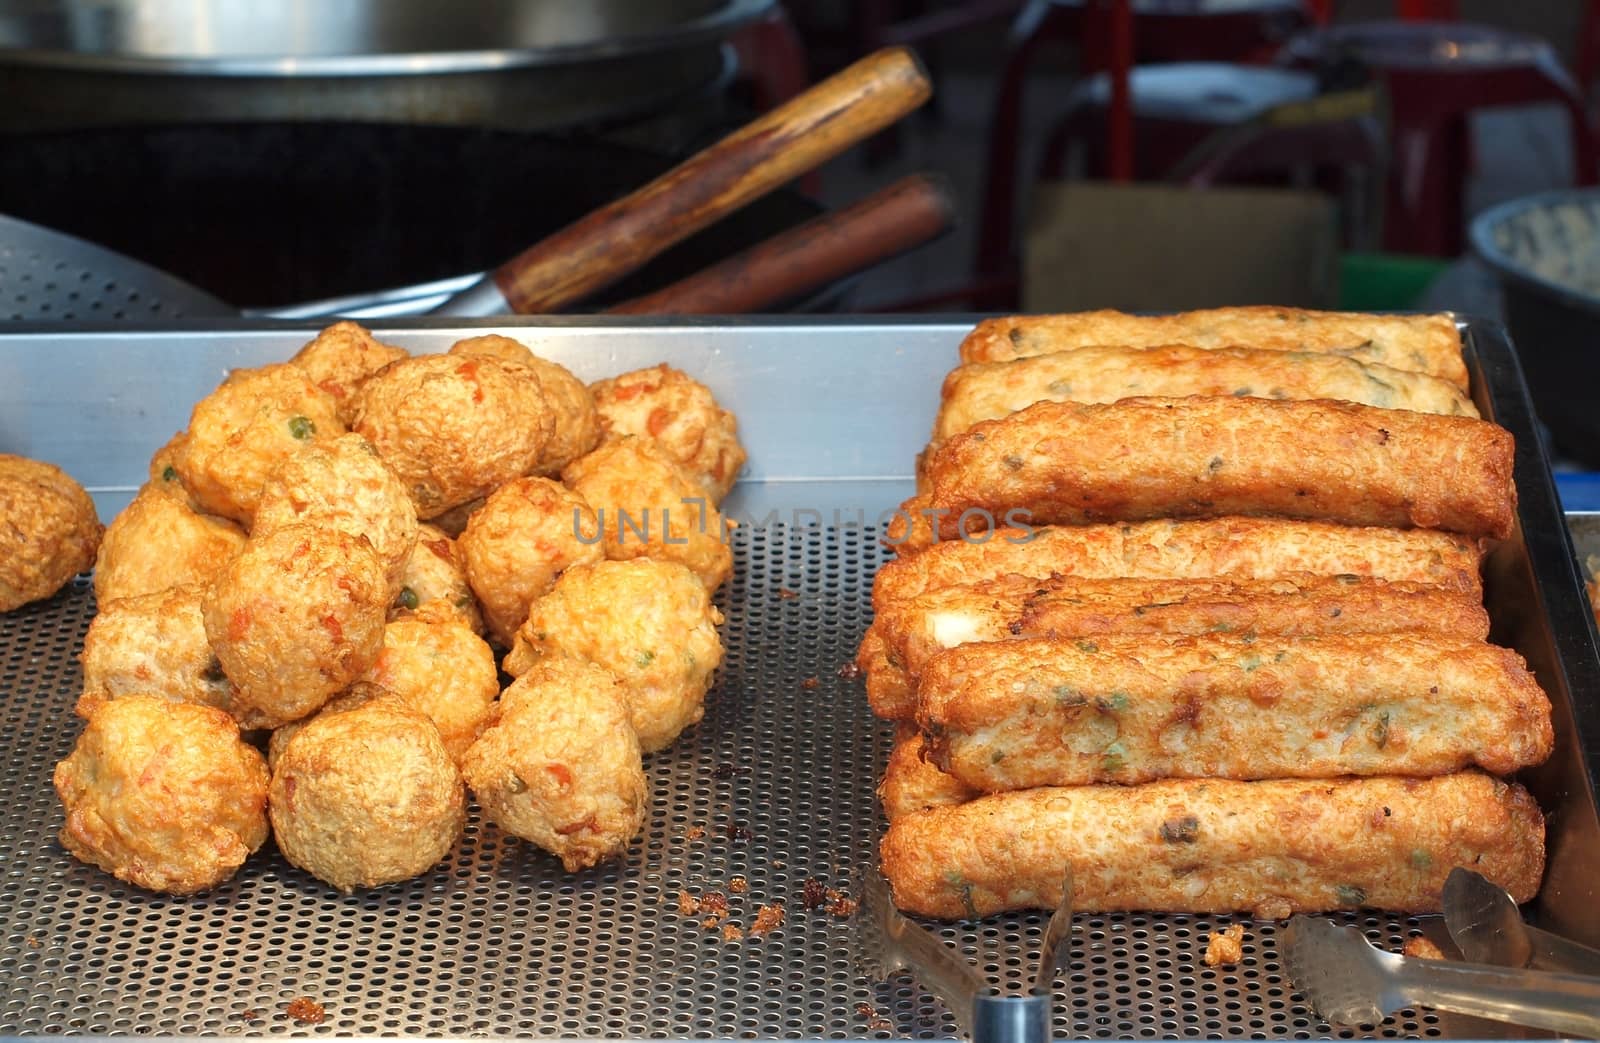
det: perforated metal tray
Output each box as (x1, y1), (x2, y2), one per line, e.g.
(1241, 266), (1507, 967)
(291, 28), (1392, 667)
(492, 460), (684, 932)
(0, 318), (1596, 1040)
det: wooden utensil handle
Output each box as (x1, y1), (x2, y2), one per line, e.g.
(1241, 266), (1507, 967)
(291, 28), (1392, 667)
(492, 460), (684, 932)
(605, 173), (955, 315)
(490, 47), (933, 314)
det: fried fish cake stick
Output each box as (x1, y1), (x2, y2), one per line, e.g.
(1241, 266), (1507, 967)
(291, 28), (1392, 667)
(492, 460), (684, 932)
(880, 773), (1544, 919)
(870, 516), (1486, 612)
(860, 573), (1491, 721)
(879, 727), (978, 822)
(932, 345), (1477, 450)
(923, 397), (1515, 541)
(959, 308), (1467, 389)
(858, 622), (916, 720)
(918, 633), (1552, 790)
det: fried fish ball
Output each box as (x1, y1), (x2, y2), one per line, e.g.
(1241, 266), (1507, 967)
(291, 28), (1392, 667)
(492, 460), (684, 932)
(871, 517), (1488, 614)
(203, 523), (388, 730)
(920, 397), (1516, 543)
(461, 658), (647, 871)
(865, 572), (1493, 721)
(78, 584), (232, 719)
(54, 695), (269, 894)
(269, 694), (465, 892)
(289, 321), (409, 425)
(391, 523), (484, 634)
(458, 477), (604, 646)
(93, 481), (246, 604)
(879, 727), (976, 822)
(931, 345), (1477, 451)
(504, 559), (724, 753)
(174, 363), (345, 524)
(360, 619), (499, 764)
(0, 454), (102, 612)
(918, 633), (1552, 790)
(879, 773), (1544, 919)
(449, 336), (599, 474)
(427, 497), (481, 539)
(253, 433), (418, 596)
(562, 437), (732, 592)
(354, 353), (554, 518)
(960, 308), (1468, 389)
(590, 364), (746, 504)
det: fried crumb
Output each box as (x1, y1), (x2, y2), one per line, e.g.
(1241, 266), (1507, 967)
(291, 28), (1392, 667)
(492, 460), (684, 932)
(712, 762), (748, 780)
(236, 1009), (261, 1021)
(685, 825), (707, 841)
(677, 890), (700, 916)
(750, 900), (786, 937)
(1402, 935), (1445, 961)
(772, 859), (786, 869)
(700, 891), (730, 918)
(869, 1016), (894, 1032)
(837, 660), (862, 680)
(800, 676), (820, 690)
(285, 997), (326, 1024)
(729, 875), (749, 894)
(701, 916), (721, 930)
(802, 877), (828, 910)
(778, 587), (800, 600)
(722, 922), (744, 942)
(724, 821), (752, 842)
(24, 936), (40, 949)
(1203, 923), (1245, 967)
(826, 892), (859, 918)
(855, 1002), (877, 1019)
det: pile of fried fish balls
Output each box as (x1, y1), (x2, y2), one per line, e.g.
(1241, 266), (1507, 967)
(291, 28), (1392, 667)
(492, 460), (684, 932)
(55, 323), (746, 894)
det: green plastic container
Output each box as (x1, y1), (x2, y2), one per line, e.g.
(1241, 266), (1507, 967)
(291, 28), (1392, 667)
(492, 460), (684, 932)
(1338, 252), (1449, 311)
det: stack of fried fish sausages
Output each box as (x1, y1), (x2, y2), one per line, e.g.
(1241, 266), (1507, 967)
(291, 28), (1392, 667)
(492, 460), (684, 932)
(864, 308), (1551, 921)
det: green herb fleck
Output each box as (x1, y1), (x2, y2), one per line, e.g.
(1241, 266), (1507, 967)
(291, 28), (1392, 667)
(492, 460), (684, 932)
(288, 415), (315, 440)
(1101, 740), (1128, 774)
(1410, 849), (1433, 871)
(635, 649), (656, 668)
(201, 657), (227, 683)
(1371, 710), (1391, 749)
(1046, 379), (1073, 395)
(1207, 456), (1225, 473)
(1232, 387), (1254, 397)
(1002, 454), (1024, 471)
(943, 869), (967, 887)
(507, 772), (528, 794)
(161, 465), (178, 482)
(1335, 884), (1367, 907)
(396, 586), (419, 611)
(1159, 816), (1200, 844)
(1096, 692), (1130, 713)
(1053, 684), (1086, 707)
(1335, 573), (1361, 585)
(1076, 640), (1099, 653)
(1239, 654), (1263, 673)
(991, 750), (1006, 764)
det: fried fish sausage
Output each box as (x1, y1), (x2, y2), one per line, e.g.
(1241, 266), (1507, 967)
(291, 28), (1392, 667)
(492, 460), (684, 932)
(871, 516), (1486, 612)
(879, 727), (977, 822)
(879, 773), (1544, 919)
(933, 345), (1477, 450)
(959, 308), (1467, 389)
(857, 622), (916, 721)
(865, 573), (1491, 721)
(918, 633), (1552, 790)
(922, 397), (1515, 540)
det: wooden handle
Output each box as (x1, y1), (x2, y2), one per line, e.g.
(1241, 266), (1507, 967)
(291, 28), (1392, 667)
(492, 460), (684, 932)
(487, 47), (933, 314)
(605, 174), (955, 315)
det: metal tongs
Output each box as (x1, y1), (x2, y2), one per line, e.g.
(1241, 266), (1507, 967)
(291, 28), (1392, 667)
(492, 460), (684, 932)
(1282, 912), (1600, 1037)
(1442, 866), (1600, 976)
(858, 867), (1073, 1043)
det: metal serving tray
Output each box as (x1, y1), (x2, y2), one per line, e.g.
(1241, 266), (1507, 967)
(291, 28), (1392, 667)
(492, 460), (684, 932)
(0, 317), (1596, 1040)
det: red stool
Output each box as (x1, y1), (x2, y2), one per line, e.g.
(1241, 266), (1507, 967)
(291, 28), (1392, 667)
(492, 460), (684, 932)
(1282, 20), (1600, 256)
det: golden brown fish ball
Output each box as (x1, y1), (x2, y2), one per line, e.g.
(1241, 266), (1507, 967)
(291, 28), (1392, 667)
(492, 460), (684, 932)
(268, 694), (466, 892)
(391, 523), (485, 634)
(203, 523), (387, 730)
(93, 481), (245, 604)
(78, 583), (233, 719)
(590, 364), (746, 503)
(561, 437), (732, 592)
(448, 336), (600, 475)
(173, 363), (345, 525)
(54, 695), (269, 894)
(504, 558), (724, 753)
(353, 353), (553, 519)
(458, 477), (603, 646)
(253, 433), (418, 596)
(0, 454), (101, 613)
(461, 657), (646, 872)
(289, 321), (408, 425)
(360, 619), (499, 764)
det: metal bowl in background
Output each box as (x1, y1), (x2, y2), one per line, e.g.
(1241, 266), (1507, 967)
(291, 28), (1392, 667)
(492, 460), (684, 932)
(1471, 189), (1600, 467)
(0, 0), (772, 132)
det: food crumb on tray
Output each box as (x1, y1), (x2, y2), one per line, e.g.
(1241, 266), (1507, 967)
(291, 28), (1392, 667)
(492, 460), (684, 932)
(1203, 923), (1245, 967)
(836, 660), (862, 680)
(729, 875), (749, 894)
(749, 901), (786, 937)
(722, 922), (744, 942)
(800, 676), (820, 690)
(1402, 935), (1445, 960)
(285, 997), (326, 1024)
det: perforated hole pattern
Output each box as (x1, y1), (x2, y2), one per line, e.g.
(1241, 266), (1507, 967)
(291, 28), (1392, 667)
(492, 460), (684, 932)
(0, 241), (194, 322)
(0, 524), (1445, 1038)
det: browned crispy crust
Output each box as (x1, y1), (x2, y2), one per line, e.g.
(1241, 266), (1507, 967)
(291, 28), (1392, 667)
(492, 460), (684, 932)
(879, 727), (977, 822)
(863, 573), (1491, 721)
(920, 397), (1515, 541)
(858, 622), (916, 720)
(879, 773), (1544, 919)
(870, 516), (1486, 613)
(917, 633), (1552, 789)
(933, 345), (1477, 448)
(958, 309), (1467, 390)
